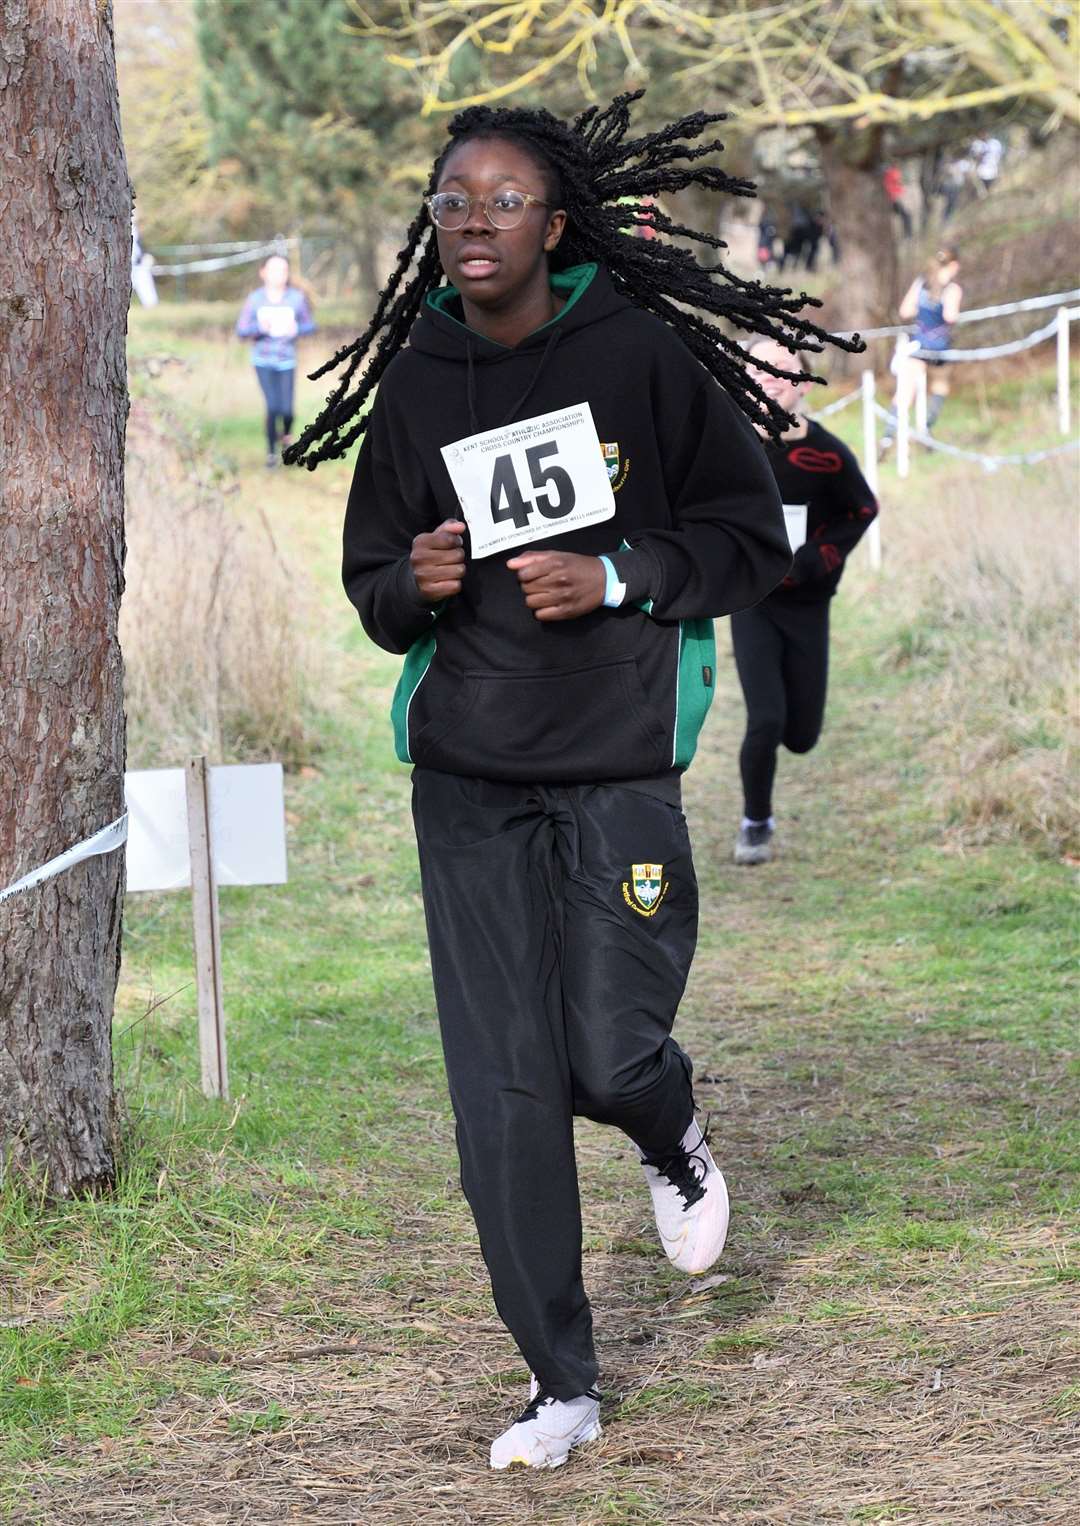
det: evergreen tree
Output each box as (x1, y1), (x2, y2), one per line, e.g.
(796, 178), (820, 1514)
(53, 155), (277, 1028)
(194, 1), (431, 239)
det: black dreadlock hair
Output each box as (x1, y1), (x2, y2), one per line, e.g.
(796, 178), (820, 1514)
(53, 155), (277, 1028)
(285, 92), (862, 470)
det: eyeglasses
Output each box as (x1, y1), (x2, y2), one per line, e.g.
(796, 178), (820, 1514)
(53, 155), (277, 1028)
(425, 190), (549, 231)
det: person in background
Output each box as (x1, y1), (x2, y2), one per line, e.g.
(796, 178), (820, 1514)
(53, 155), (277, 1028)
(883, 164), (912, 238)
(757, 206), (779, 271)
(879, 245), (963, 454)
(731, 338), (879, 866)
(781, 204), (823, 273)
(939, 154), (971, 223)
(970, 134), (1004, 196)
(130, 214), (158, 308)
(235, 253), (316, 467)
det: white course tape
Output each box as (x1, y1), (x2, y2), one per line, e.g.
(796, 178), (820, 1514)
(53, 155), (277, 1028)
(0, 814), (128, 905)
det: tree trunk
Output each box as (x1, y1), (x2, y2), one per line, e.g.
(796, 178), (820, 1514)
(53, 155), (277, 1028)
(0, 3), (130, 1196)
(356, 223), (381, 307)
(816, 125), (898, 370)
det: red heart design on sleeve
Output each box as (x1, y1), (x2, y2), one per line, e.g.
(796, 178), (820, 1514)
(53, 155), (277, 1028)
(787, 446), (843, 473)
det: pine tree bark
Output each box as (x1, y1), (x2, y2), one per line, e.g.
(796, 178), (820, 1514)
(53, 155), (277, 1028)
(0, 2), (130, 1196)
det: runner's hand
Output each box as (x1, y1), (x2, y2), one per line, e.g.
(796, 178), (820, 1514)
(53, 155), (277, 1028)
(506, 551), (606, 622)
(411, 520), (466, 602)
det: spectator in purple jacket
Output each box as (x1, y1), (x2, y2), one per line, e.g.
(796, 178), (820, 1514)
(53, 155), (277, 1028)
(235, 254), (316, 467)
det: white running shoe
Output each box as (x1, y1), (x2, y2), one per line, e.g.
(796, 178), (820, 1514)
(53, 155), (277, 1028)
(489, 1385), (602, 1470)
(641, 1119), (730, 1275)
(734, 820), (774, 865)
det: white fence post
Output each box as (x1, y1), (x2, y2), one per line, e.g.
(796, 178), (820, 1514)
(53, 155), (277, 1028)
(897, 391), (910, 479)
(1057, 307), (1070, 436)
(185, 756), (229, 1100)
(915, 365), (928, 434)
(861, 369), (882, 571)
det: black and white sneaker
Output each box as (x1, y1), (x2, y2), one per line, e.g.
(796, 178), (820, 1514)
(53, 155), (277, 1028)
(489, 1384), (602, 1470)
(641, 1119), (729, 1275)
(734, 820), (774, 865)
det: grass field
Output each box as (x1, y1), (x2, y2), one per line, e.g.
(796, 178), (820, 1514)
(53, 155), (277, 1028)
(1, 303), (1077, 1524)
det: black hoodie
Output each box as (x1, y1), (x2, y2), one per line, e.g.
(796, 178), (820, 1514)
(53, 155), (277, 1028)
(343, 263), (789, 783)
(762, 420), (879, 605)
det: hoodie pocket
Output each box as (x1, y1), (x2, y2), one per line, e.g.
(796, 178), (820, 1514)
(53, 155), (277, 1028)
(411, 659), (669, 781)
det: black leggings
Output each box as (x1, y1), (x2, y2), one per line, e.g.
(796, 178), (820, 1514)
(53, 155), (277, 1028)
(731, 599), (830, 821)
(254, 365), (295, 452)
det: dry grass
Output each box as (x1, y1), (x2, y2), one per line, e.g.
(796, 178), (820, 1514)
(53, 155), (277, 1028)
(121, 400), (321, 769)
(871, 459), (1078, 856)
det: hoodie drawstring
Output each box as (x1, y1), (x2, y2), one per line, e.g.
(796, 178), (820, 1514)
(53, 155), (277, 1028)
(465, 337), (480, 435)
(498, 329), (561, 429)
(464, 328), (563, 436)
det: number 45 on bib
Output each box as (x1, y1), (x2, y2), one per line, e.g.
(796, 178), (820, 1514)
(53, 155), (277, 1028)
(440, 402), (616, 559)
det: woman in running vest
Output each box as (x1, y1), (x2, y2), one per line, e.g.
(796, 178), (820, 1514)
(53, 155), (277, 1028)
(881, 245), (962, 452)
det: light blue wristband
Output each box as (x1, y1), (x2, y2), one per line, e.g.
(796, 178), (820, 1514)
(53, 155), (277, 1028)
(598, 554), (626, 608)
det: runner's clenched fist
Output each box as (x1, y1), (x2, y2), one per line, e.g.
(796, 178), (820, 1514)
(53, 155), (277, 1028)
(507, 550), (606, 621)
(411, 519), (467, 602)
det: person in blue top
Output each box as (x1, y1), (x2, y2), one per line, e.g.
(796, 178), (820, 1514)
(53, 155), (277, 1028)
(880, 245), (962, 454)
(235, 254), (317, 467)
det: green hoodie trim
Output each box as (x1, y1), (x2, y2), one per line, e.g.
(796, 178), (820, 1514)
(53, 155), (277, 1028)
(616, 543), (714, 768)
(673, 618), (716, 768)
(391, 629), (437, 763)
(425, 263), (599, 344)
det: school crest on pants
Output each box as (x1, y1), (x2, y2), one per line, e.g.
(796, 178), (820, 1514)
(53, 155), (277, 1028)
(623, 862), (669, 917)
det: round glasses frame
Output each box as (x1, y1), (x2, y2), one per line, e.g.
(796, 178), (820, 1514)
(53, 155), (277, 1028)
(425, 191), (549, 232)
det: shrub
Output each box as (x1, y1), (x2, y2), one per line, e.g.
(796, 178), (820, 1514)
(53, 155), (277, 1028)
(870, 458), (1078, 855)
(121, 402), (319, 768)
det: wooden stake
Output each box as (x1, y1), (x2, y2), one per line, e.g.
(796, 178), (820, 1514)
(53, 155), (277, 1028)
(185, 757), (228, 1099)
(1057, 307), (1070, 437)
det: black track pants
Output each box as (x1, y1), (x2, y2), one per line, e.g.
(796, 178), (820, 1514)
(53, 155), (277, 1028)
(730, 598), (830, 822)
(412, 769), (698, 1400)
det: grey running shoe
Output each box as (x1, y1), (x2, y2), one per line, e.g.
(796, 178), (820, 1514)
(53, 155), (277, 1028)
(734, 821), (774, 865)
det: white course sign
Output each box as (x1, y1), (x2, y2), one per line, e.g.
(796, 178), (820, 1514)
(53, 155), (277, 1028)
(125, 764), (287, 891)
(440, 402), (616, 559)
(125, 762), (287, 1101)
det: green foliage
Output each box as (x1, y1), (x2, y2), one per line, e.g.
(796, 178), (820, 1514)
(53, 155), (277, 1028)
(194, 0), (434, 232)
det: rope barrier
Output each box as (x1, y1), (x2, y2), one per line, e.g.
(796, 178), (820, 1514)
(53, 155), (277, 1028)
(910, 307), (1080, 363)
(152, 239), (297, 277)
(153, 239), (271, 256)
(833, 285), (1080, 341)
(873, 401), (1080, 471)
(808, 387), (860, 419)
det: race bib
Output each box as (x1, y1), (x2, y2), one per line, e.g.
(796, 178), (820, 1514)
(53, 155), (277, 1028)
(782, 502), (808, 551)
(440, 403), (616, 559)
(257, 303), (298, 339)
